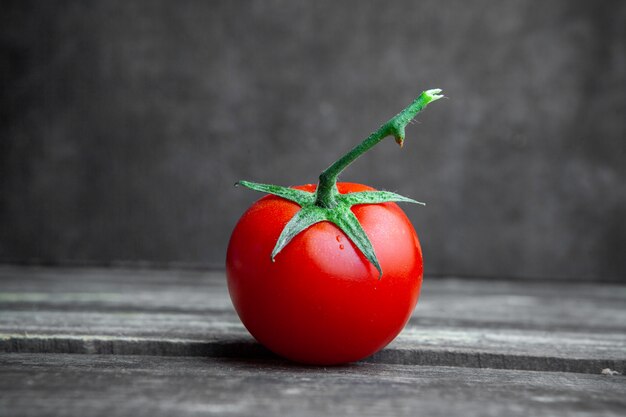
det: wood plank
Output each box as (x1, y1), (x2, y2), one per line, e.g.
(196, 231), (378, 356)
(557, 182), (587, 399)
(1, 353), (625, 417)
(1, 266), (625, 374)
(2, 266), (625, 331)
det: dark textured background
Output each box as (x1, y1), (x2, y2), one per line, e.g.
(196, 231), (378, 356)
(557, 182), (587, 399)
(1, 0), (624, 280)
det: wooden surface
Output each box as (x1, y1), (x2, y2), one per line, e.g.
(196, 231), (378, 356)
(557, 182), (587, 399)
(1, 266), (625, 416)
(2, 354), (625, 417)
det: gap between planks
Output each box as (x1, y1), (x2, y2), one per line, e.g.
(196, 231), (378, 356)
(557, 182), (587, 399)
(1, 333), (623, 375)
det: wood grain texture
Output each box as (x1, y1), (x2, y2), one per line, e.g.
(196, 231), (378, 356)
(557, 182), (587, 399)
(1, 354), (625, 417)
(1, 266), (625, 374)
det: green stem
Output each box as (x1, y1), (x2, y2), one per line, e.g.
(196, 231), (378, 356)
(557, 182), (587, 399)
(314, 89), (444, 208)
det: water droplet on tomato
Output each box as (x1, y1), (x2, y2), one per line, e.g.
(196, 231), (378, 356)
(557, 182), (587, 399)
(339, 244), (344, 250)
(336, 235), (342, 242)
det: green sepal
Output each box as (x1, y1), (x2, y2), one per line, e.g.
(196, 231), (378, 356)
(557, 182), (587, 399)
(237, 180), (315, 206)
(271, 206), (327, 261)
(337, 190), (425, 206)
(328, 204), (383, 278)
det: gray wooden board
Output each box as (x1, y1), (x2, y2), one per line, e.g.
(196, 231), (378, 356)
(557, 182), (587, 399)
(1, 353), (625, 417)
(1, 266), (625, 374)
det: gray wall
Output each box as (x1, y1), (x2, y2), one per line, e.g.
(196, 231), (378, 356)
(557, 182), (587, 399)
(1, 0), (625, 280)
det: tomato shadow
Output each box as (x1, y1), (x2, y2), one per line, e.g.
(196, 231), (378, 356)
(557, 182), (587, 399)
(196, 337), (363, 371)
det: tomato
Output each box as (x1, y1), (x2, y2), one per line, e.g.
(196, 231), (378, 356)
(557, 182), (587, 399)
(225, 88), (443, 365)
(226, 182), (423, 365)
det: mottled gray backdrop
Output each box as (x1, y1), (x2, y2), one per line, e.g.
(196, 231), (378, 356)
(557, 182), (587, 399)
(1, 0), (625, 280)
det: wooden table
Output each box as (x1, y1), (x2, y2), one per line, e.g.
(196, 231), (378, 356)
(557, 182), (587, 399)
(1, 266), (625, 416)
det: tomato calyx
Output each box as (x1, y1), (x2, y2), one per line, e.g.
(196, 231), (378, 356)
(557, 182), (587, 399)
(237, 180), (423, 277)
(236, 88), (444, 278)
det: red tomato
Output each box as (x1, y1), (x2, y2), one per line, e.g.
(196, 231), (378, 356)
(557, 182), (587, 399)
(226, 182), (423, 365)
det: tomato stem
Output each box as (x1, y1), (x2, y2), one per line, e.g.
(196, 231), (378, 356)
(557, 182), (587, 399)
(314, 89), (444, 208)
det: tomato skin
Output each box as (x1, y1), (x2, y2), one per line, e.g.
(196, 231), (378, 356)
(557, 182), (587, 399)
(226, 182), (423, 365)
